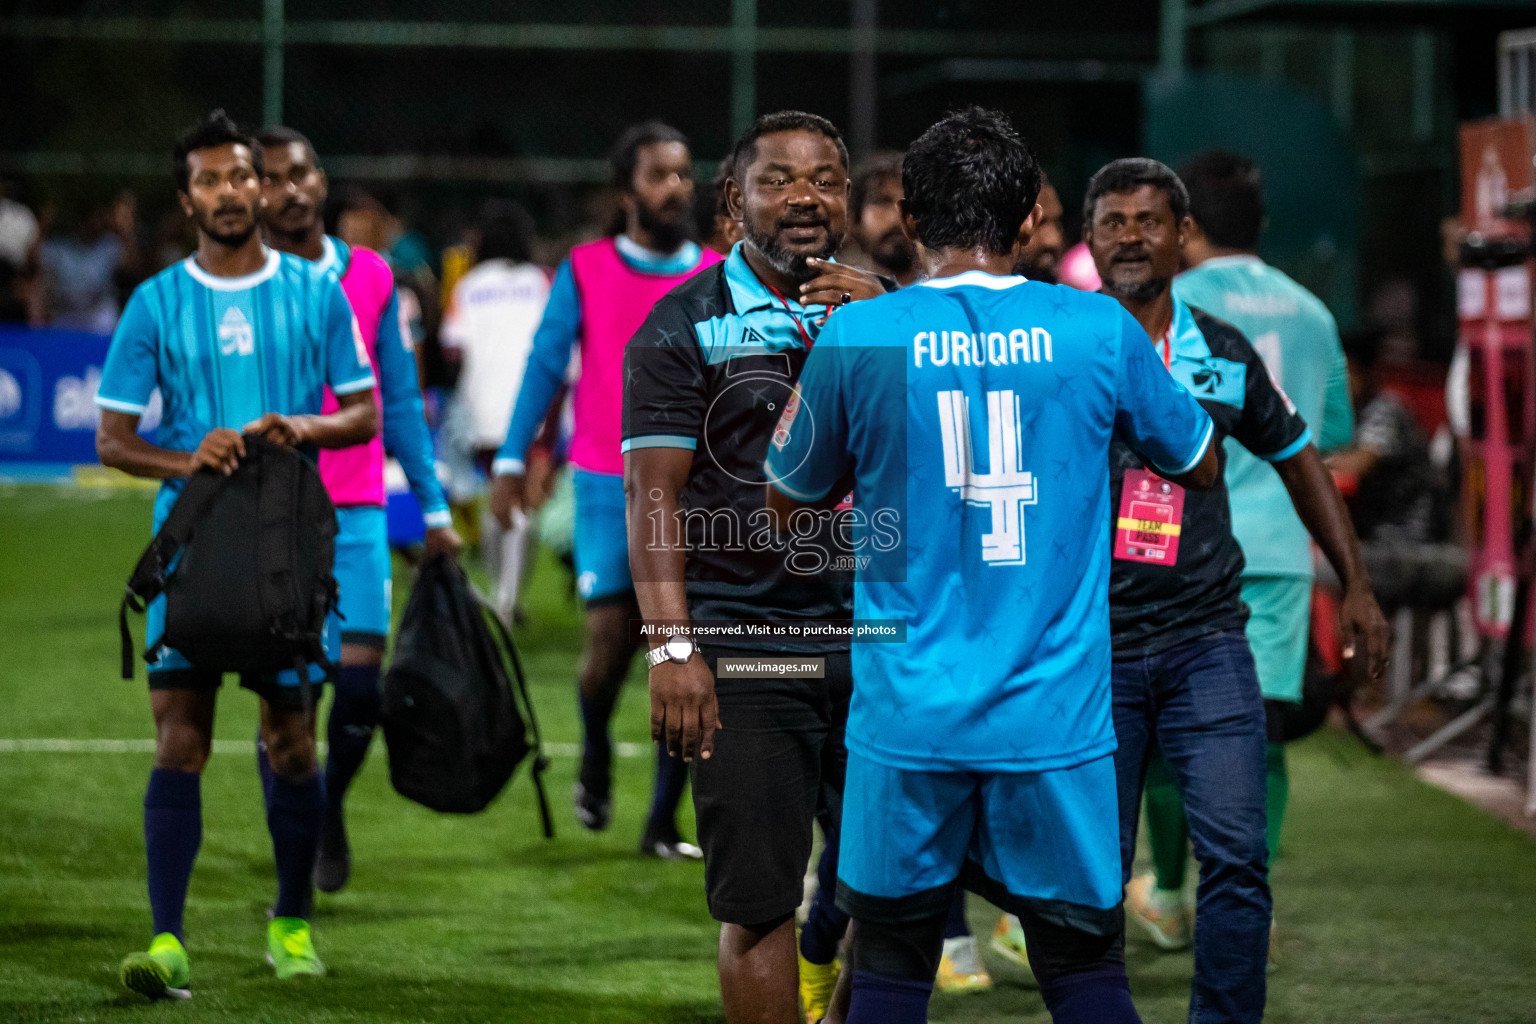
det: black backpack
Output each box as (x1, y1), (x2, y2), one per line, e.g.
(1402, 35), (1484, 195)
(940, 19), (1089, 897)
(382, 554), (553, 831)
(119, 435), (338, 709)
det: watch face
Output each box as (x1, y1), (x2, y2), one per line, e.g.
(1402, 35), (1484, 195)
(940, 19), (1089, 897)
(665, 637), (692, 662)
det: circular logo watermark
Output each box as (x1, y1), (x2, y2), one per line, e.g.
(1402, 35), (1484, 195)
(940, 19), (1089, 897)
(703, 375), (815, 486)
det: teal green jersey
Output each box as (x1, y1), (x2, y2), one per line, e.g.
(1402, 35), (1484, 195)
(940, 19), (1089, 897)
(1174, 255), (1350, 578)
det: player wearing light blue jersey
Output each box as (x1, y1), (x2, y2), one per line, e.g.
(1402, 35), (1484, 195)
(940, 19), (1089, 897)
(259, 126), (460, 896)
(765, 108), (1217, 1024)
(96, 111), (377, 998)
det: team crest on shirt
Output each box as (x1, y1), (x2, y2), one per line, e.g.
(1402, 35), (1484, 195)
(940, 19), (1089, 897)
(217, 307), (254, 357)
(771, 384), (802, 450)
(1172, 355), (1245, 408)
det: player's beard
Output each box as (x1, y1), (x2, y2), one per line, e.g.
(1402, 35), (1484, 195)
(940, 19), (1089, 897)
(1101, 271), (1167, 304)
(635, 195), (691, 253)
(743, 211), (843, 284)
(1013, 251), (1059, 284)
(869, 227), (916, 277)
(196, 200), (259, 248)
(1100, 249), (1167, 303)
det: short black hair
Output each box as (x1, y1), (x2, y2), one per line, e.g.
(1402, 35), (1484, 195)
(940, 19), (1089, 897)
(1083, 157), (1189, 226)
(730, 111), (849, 179)
(1179, 150), (1264, 250)
(173, 109), (261, 192)
(693, 154), (734, 240)
(609, 121), (689, 190)
(850, 152), (903, 223)
(476, 200), (534, 264)
(256, 125), (320, 167)
(901, 106), (1041, 255)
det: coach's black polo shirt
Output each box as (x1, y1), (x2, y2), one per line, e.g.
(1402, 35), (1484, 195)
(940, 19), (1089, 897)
(622, 244), (853, 651)
(1108, 296), (1311, 658)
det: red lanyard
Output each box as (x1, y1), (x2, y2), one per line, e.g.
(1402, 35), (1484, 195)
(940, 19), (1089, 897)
(765, 284), (816, 350)
(1155, 324), (1172, 370)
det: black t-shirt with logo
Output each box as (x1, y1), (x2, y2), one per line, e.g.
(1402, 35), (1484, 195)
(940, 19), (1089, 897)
(622, 249), (853, 651)
(1108, 299), (1311, 658)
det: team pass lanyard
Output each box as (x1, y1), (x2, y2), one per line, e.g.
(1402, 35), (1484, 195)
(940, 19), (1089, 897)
(1154, 323), (1173, 370)
(765, 284), (817, 350)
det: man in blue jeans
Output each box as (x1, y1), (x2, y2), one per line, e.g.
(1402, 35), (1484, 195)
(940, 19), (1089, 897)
(1084, 158), (1390, 1023)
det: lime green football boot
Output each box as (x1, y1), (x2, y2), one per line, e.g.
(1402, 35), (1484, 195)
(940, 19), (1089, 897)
(119, 932), (191, 1000)
(267, 917), (325, 980)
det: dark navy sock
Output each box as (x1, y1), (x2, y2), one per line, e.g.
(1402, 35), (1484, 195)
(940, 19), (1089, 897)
(644, 740), (689, 837)
(144, 768), (202, 941)
(324, 663), (381, 819)
(799, 843), (848, 965)
(943, 887), (972, 939)
(578, 690), (617, 791)
(256, 734), (275, 806)
(846, 969), (932, 1024)
(267, 773), (324, 919)
(1040, 965), (1141, 1024)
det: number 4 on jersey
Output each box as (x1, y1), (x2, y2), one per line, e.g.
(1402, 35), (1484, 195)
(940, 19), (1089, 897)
(937, 389), (1037, 565)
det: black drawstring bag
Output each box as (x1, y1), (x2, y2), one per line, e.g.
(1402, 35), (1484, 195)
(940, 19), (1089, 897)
(382, 553), (553, 831)
(119, 435), (338, 709)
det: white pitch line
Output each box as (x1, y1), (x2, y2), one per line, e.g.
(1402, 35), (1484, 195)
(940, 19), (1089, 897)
(0, 738), (647, 757)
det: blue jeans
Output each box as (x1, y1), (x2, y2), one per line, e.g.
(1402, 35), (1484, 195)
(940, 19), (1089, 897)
(1112, 629), (1271, 1024)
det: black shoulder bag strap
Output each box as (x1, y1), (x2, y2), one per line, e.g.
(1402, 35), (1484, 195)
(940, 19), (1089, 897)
(119, 467), (233, 679)
(476, 582), (555, 839)
(253, 440), (322, 713)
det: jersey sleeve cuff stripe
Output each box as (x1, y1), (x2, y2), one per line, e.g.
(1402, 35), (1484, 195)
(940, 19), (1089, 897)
(491, 457), (526, 476)
(621, 434), (699, 452)
(422, 509), (453, 529)
(1256, 427), (1312, 463)
(1153, 417), (1214, 477)
(763, 461), (832, 503)
(94, 395), (149, 414)
(332, 374), (377, 395)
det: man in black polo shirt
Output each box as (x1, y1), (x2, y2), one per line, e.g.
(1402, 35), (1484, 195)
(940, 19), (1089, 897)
(622, 111), (885, 1024)
(1084, 158), (1389, 1024)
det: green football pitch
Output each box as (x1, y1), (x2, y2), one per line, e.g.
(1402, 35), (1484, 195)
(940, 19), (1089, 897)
(2, 485), (1535, 1023)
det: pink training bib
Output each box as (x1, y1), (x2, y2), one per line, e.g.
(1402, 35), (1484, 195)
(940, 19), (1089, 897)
(319, 245), (396, 507)
(567, 238), (721, 476)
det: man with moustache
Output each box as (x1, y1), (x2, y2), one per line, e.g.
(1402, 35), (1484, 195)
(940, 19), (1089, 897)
(622, 111), (885, 1024)
(848, 153), (920, 287)
(257, 126), (459, 894)
(1127, 151), (1356, 952)
(1084, 158), (1388, 1024)
(490, 122), (721, 858)
(97, 110), (378, 997)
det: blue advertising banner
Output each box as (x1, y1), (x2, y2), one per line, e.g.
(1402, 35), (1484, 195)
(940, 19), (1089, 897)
(0, 326), (161, 479)
(0, 326), (436, 544)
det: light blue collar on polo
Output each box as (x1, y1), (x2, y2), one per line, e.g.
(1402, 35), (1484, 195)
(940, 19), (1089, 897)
(1163, 293), (1245, 407)
(692, 242), (833, 365)
(615, 233), (702, 276)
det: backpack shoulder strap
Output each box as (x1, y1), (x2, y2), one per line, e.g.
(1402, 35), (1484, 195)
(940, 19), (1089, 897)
(475, 579), (555, 840)
(124, 468), (230, 604)
(119, 467), (233, 679)
(253, 441), (325, 712)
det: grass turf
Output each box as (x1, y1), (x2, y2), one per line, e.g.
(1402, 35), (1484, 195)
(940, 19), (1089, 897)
(0, 485), (1533, 1023)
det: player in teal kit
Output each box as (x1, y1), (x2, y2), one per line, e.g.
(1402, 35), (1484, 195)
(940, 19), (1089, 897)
(765, 108), (1218, 1024)
(96, 111), (377, 997)
(1125, 151), (1356, 948)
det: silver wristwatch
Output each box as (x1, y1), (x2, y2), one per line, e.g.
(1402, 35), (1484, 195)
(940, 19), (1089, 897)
(645, 634), (697, 668)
